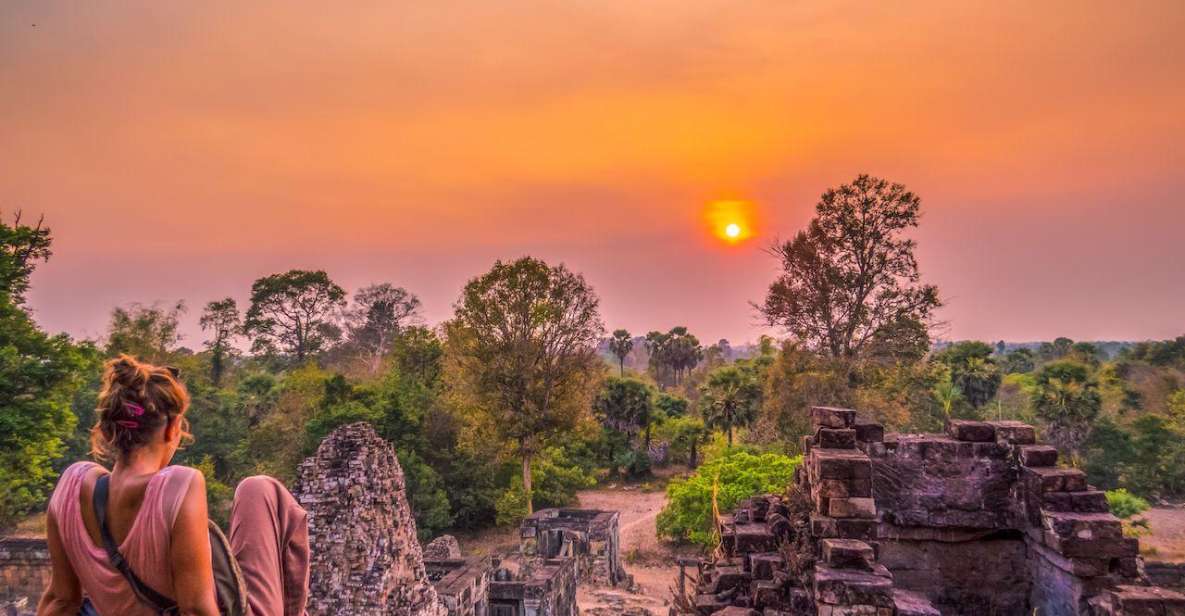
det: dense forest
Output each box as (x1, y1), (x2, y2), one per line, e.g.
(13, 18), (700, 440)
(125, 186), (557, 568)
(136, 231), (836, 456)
(2, 175), (1183, 542)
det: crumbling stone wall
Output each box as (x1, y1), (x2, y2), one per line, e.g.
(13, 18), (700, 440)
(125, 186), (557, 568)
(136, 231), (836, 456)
(679, 407), (1185, 616)
(489, 558), (579, 616)
(425, 555), (491, 616)
(521, 508), (627, 587)
(0, 538), (49, 616)
(294, 422), (446, 616)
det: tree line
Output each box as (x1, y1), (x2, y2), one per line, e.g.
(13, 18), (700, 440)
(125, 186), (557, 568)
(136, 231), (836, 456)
(3, 173), (1183, 537)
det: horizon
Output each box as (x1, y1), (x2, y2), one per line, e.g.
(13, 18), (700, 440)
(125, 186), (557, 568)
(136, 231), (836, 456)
(4, 2), (1184, 346)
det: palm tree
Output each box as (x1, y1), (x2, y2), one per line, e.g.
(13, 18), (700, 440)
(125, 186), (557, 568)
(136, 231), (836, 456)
(609, 329), (633, 376)
(700, 364), (761, 447)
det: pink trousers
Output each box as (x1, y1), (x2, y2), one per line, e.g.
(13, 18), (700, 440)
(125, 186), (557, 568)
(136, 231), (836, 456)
(228, 476), (310, 616)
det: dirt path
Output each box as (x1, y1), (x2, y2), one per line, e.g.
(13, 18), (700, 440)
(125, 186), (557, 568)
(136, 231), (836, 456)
(575, 484), (699, 614)
(1141, 506), (1185, 562)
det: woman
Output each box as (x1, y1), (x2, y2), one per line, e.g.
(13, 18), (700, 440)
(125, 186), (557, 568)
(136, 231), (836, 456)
(37, 355), (310, 616)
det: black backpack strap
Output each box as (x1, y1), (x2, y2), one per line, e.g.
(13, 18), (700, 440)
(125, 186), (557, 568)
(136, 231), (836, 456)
(93, 474), (180, 614)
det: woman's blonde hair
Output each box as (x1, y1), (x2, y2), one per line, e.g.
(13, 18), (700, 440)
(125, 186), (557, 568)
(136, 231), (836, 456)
(90, 354), (191, 461)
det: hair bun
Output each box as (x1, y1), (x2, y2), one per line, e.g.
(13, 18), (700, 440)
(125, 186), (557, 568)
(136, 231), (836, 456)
(110, 354), (148, 389)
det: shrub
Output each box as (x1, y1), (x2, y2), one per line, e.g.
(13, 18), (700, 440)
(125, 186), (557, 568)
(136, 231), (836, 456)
(494, 446), (596, 525)
(1105, 488), (1150, 519)
(656, 450), (801, 548)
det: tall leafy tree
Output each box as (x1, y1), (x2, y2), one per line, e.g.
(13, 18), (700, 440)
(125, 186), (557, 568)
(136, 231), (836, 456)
(594, 376), (656, 455)
(344, 283), (421, 374)
(759, 174), (941, 360)
(608, 329), (633, 376)
(1038, 337), (1075, 362)
(244, 270), (346, 361)
(645, 330), (673, 388)
(0, 214), (87, 528)
(667, 326), (703, 386)
(1031, 360), (1101, 459)
(933, 341), (1001, 410)
(106, 301), (186, 363)
(1000, 348), (1036, 374)
(200, 297), (241, 385)
(445, 257), (603, 514)
(699, 363), (762, 446)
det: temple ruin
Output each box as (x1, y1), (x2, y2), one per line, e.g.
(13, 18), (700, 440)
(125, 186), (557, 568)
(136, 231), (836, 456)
(679, 407), (1185, 615)
(521, 508), (628, 587)
(292, 422), (447, 616)
(6, 415), (1185, 615)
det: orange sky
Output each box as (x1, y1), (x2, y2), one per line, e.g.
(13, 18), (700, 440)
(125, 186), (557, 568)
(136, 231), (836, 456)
(3, 2), (1184, 345)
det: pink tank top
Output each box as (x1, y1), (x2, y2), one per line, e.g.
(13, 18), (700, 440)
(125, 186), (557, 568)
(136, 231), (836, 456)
(48, 461), (198, 616)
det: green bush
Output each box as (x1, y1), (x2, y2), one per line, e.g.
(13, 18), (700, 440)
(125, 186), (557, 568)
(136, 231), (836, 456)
(494, 446), (596, 525)
(1105, 489), (1150, 519)
(656, 450), (801, 548)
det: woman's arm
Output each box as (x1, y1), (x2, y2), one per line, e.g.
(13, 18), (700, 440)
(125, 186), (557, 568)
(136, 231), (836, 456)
(170, 471), (220, 616)
(36, 510), (83, 616)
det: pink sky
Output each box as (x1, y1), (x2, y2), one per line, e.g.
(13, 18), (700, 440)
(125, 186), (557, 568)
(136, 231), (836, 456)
(3, 2), (1183, 347)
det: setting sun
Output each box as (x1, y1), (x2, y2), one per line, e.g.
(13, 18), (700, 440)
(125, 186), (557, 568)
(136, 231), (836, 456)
(705, 200), (758, 244)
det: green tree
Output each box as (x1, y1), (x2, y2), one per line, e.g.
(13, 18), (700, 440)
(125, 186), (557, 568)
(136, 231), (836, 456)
(199, 298), (241, 386)
(0, 214), (88, 528)
(1000, 348), (1036, 374)
(759, 175), (941, 360)
(1031, 360), (1101, 459)
(608, 329), (633, 376)
(107, 301), (186, 363)
(1038, 337), (1075, 362)
(931, 366), (963, 419)
(933, 341), (1001, 410)
(700, 363), (762, 446)
(757, 342), (853, 450)
(655, 392), (689, 418)
(445, 257), (603, 514)
(344, 283), (421, 374)
(244, 270), (346, 361)
(593, 376), (656, 471)
(658, 415), (709, 468)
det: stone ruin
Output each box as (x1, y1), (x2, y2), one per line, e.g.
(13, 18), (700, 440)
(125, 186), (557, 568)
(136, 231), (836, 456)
(296, 422), (596, 616)
(488, 557), (579, 616)
(424, 553), (491, 616)
(425, 535), (464, 560)
(676, 407), (1185, 616)
(521, 508), (628, 587)
(293, 422), (446, 616)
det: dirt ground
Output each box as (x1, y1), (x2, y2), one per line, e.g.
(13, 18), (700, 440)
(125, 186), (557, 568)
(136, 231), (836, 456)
(575, 483), (696, 614)
(1139, 506), (1185, 562)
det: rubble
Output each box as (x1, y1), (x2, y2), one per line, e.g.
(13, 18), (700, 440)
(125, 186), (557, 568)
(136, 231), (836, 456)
(293, 422), (447, 616)
(674, 407), (1185, 616)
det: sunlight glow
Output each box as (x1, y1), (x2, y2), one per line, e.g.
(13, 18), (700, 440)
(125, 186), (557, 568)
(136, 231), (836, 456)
(705, 200), (758, 244)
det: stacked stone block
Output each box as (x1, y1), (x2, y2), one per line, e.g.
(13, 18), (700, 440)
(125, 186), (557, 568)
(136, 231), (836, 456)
(802, 407), (939, 616)
(293, 422), (446, 616)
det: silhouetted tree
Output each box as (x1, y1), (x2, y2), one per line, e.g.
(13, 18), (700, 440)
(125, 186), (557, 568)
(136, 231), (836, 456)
(345, 283), (421, 374)
(244, 270), (346, 361)
(107, 301), (186, 364)
(700, 364), (762, 446)
(200, 298), (241, 385)
(608, 329), (633, 376)
(759, 175), (941, 360)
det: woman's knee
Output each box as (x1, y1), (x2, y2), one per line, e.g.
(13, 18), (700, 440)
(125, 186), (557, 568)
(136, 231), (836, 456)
(234, 475), (290, 506)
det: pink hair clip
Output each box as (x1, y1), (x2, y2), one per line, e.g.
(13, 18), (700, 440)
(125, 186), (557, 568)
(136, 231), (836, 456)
(124, 401), (145, 416)
(115, 419), (139, 429)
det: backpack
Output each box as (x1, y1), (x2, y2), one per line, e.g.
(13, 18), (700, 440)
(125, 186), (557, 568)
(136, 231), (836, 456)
(92, 474), (249, 616)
